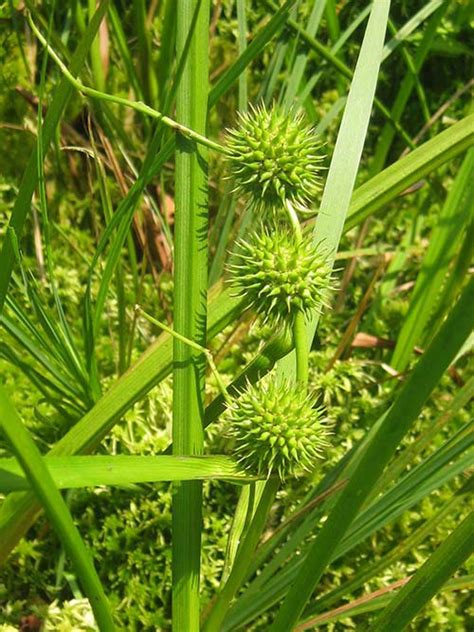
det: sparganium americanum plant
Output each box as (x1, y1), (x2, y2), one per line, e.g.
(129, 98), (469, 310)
(200, 102), (333, 632)
(2, 2), (473, 631)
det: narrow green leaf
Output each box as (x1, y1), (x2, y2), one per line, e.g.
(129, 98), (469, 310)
(380, 0), (446, 63)
(371, 5), (445, 175)
(346, 113), (474, 231)
(0, 387), (114, 630)
(303, 480), (472, 619)
(370, 512), (474, 631)
(0, 455), (252, 492)
(272, 275), (474, 630)
(430, 216), (474, 334)
(108, 3), (145, 102)
(209, 0), (296, 108)
(282, 0), (325, 109)
(371, 375), (474, 497)
(391, 148), (474, 370)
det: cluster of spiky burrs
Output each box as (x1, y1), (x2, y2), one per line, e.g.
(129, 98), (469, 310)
(225, 377), (330, 479)
(228, 227), (333, 324)
(226, 103), (324, 213)
(222, 103), (332, 480)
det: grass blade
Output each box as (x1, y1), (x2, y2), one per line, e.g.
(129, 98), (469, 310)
(371, 6), (445, 175)
(209, 0), (296, 108)
(346, 113), (474, 231)
(302, 480), (472, 619)
(0, 455), (253, 492)
(281, 0), (325, 109)
(370, 512), (474, 631)
(391, 148), (474, 370)
(271, 274), (474, 630)
(0, 386), (114, 630)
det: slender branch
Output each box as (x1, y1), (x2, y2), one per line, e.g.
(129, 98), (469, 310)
(136, 306), (231, 403)
(27, 12), (229, 156)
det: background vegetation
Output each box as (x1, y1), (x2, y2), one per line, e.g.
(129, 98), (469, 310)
(0, 0), (472, 630)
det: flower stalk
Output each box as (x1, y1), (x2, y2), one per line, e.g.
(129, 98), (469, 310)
(293, 308), (309, 386)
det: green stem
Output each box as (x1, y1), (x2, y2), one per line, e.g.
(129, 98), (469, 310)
(137, 307), (230, 403)
(27, 11), (228, 156)
(87, 0), (105, 90)
(202, 478), (280, 632)
(285, 199), (303, 241)
(220, 483), (261, 584)
(172, 0), (210, 630)
(293, 310), (309, 387)
(285, 202), (307, 387)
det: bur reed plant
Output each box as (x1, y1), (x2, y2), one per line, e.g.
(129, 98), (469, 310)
(0, 1), (473, 630)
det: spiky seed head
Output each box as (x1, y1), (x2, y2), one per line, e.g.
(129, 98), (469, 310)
(228, 227), (333, 323)
(225, 377), (331, 479)
(225, 103), (324, 212)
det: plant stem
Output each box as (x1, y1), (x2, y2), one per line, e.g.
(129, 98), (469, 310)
(285, 199), (303, 241)
(136, 307), (230, 403)
(172, 0), (210, 630)
(285, 200), (307, 387)
(27, 11), (227, 156)
(293, 310), (309, 386)
(203, 478), (279, 632)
